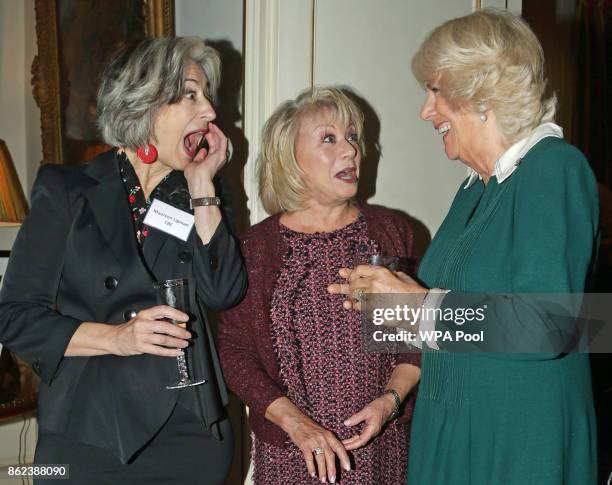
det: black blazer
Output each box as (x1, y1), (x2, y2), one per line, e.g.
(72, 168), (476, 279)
(0, 151), (246, 463)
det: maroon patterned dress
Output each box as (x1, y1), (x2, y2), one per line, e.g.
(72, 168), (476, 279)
(252, 215), (409, 484)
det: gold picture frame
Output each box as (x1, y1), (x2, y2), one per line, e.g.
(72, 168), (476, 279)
(0, 344), (39, 423)
(31, 0), (175, 166)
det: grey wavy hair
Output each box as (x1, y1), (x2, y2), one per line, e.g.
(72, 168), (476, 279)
(257, 86), (365, 215)
(411, 8), (556, 144)
(97, 37), (221, 150)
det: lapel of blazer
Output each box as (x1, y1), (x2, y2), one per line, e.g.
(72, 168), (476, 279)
(82, 151), (144, 271)
(142, 225), (172, 273)
(142, 172), (193, 272)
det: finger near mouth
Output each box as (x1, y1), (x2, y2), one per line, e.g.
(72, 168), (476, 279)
(192, 147), (208, 162)
(183, 131), (208, 158)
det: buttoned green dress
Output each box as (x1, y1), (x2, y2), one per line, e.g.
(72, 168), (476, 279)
(407, 138), (599, 484)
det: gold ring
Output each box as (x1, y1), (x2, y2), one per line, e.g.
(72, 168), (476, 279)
(312, 447), (324, 455)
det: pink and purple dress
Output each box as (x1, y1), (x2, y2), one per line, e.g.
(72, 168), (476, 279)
(252, 216), (409, 484)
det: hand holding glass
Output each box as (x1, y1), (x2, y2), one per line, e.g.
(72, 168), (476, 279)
(372, 253), (417, 274)
(154, 278), (206, 389)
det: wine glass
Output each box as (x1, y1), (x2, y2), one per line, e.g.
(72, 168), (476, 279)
(153, 278), (206, 389)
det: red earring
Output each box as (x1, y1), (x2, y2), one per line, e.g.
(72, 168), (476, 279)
(136, 144), (158, 164)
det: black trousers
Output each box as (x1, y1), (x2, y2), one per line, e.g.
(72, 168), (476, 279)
(34, 405), (233, 485)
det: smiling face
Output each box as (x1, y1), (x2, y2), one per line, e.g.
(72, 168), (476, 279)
(420, 81), (483, 164)
(294, 107), (361, 209)
(152, 61), (216, 170)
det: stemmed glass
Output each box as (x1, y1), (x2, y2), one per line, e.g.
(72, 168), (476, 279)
(153, 278), (206, 389)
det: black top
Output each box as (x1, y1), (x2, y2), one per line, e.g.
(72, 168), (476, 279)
(0, 150), (247, 462)
(117, 152), (190, 245)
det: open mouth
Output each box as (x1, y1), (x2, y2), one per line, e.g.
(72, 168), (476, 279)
(183, 129), (208, 158)
(335, 167), (358, 183)
(437, 122), (451, 138)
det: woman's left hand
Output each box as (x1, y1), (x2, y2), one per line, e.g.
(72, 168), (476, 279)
(184, 122), (228, 191)
(328, 265), (427, 311)
(341, 395), (395, 450)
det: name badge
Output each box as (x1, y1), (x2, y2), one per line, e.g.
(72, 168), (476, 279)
(143, 199), (195, 241)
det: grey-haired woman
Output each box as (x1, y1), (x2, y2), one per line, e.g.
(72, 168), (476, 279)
(0, 37), (246, 484)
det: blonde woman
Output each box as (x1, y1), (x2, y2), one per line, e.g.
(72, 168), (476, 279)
(331, 9), (599, 485)
(219, 87), (420, 484)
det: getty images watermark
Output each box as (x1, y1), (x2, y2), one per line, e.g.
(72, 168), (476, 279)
(371, 302), (487, 345)
(361, 293), (612, 353)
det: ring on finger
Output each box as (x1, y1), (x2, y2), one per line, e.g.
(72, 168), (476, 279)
(354, 288), (367, 302)
(312, 447), (324, 455)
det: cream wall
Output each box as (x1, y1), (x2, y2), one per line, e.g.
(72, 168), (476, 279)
(176, 0), (243, 45)
(0, 0), (41, 204)
(244, 0), (481, 241)
(313, 0), (474, 237)
(0, 0), (40, 477)
(483, 0), (522, 14)
(23, 0), (42, 192)
(0, 0), (40, 250)
(0, 0), (27, 192)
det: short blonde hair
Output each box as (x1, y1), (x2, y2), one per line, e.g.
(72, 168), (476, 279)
(97, 37), (220, 150)
(257, 86), (365, 214)
(411, 8), (556, 144)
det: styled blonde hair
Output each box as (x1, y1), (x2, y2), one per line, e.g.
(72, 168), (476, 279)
(411, 8), (556, 144)
(257, 86), (365, 215)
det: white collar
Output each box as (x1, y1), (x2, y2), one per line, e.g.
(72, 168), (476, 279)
(463, 122), (564, 189)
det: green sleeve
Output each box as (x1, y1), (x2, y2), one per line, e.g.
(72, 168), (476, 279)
(433, 142), (599, 358)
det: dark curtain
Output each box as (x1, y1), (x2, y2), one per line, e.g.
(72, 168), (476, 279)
(574, 4), (612, 484)
(574, 0), (612, 188)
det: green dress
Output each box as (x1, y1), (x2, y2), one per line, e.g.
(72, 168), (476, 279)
(407, 137), (599, 484)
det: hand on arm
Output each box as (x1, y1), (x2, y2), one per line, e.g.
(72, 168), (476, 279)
(266, 397), (351, 483)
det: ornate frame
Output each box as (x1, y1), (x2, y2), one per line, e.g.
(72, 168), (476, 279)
(31, 0), (175, 165)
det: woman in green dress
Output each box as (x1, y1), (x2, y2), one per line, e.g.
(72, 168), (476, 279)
(329, 9), (599, 484)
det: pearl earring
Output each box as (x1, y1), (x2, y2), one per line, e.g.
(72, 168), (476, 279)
(479, 103), (488, 122)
